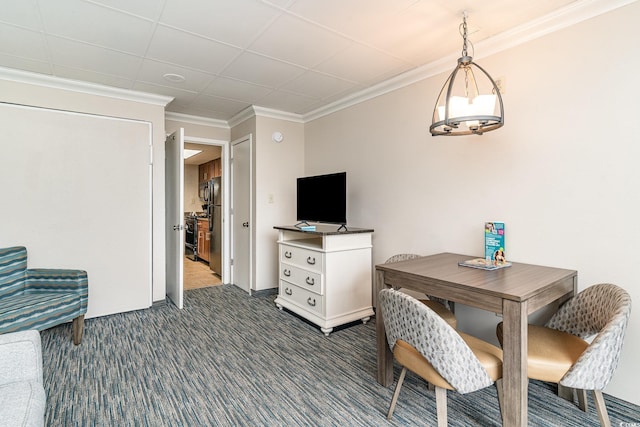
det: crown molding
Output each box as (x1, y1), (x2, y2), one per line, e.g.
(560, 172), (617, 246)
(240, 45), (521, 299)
(0, 66), (173, 107)
(302, 0), (638, 122)
(165, 111), (229, 129)
(252, 106), (304, 123)
(227, 105), (304, 128)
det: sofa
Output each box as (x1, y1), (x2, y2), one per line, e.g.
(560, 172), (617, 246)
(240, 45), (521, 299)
(0, 330), (46, 427)
(0, 246), (88, 344)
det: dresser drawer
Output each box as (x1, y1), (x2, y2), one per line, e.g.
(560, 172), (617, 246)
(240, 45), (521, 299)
(280, 263), (323, 294)
(279, 281), (324, 316)
(280, 244), (323, 273)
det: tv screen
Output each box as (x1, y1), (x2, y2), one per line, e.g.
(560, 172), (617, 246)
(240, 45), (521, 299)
(296, 172), (346, 225)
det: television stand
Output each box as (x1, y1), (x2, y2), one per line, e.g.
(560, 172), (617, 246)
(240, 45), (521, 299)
(273, 224), (374, 336)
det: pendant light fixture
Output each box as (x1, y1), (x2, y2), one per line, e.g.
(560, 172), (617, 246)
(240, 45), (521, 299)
(430, 13), (504, 136)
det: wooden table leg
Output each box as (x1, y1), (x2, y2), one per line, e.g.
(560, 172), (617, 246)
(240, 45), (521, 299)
(502, 299), (528, 427)
(375, 269), (393, 386)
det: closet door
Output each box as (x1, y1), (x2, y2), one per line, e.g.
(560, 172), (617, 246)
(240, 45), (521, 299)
(0, 102), (152, 317)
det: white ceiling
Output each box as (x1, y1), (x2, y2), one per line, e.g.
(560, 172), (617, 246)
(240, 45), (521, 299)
(0, 0), (620, 122)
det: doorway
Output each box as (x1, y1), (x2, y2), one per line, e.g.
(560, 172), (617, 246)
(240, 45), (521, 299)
(183, 139), (226, 291)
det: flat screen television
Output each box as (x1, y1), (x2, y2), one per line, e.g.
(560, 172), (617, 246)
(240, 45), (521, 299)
(296, 172), (346, 225)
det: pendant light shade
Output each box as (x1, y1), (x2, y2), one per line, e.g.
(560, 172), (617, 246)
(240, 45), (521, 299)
(430, 14), (504, 136)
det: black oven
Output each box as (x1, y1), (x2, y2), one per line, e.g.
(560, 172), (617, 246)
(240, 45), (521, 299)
(185, 216), (197, 261)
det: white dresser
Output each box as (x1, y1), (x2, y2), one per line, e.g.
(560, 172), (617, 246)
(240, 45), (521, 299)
(274, 225), (374, 336)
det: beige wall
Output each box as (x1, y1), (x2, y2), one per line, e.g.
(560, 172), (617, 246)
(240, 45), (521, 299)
(230, 114), (305, 291)
(304, 2), (640, 405)
(254, 116), (305, 291)
(184, 164), (200, 213)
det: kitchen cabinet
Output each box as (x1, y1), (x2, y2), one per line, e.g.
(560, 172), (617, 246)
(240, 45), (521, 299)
(197, 219), (210, 262)
(273, 225), (374, 336)
(198, 158), (222, 185)
(198, 163), (209, 184)
(212, 158), (221, 177)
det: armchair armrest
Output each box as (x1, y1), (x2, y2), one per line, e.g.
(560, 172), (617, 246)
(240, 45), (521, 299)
(24, 269), (88, 312)
(0, 330), (43, 386)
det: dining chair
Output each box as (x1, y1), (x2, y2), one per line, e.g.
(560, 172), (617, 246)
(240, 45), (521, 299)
(384, 254), (457, 328)
(496, 283), (631, 427)
(379, 288), (503, 426)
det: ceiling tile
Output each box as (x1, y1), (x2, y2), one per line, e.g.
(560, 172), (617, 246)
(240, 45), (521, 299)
(221, 51), (305, 88)
(0, 24), (48, 61)
(280, 71), (356, 100)
(85, 0), (166, 20)
(0, 54), (52, 75)
(361, 2), (453, 65)
(38, 0), (155, 56)
(315, 43), (410, 85)
(46, 36), (142, 78)
(146, 25), (242, 74)
(286, 0), (417, 41)
(160, 0), (281, 48)
(188, 94), (249, 115)
(136, 59), (216, 92)
(248, 13), (350, 68)
(0, 0), (41, 31)
(52, 64), (134, 89)
(203, 77), (272, 103)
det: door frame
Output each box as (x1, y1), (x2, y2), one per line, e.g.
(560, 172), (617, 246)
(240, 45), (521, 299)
(230, 134), (253, 293)
(183, 136), (230, 285)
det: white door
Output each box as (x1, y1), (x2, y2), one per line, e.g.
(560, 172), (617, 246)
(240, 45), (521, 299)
(165, 129), (184, 308)
(231, 135), (252, 293)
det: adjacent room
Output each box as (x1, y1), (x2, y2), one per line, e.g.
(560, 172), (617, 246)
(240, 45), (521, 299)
(1, 1), (639, 426)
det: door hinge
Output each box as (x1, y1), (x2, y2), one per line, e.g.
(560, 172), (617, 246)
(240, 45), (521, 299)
(230, 258), (234, 266)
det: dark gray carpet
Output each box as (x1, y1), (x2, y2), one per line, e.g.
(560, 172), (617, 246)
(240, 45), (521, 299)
(40, 285), (639, 426)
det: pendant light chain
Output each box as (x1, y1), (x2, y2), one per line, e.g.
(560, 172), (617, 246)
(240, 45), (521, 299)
(461, 15), (468, 58)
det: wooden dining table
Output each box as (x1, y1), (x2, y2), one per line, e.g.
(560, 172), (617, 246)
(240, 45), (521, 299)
(375, 252), (577, 427)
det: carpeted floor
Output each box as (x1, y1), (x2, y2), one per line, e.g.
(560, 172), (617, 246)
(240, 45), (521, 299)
(40, 285), (639, 426)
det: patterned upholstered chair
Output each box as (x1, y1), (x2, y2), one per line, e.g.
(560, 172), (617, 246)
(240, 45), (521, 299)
(0, 246), (88, 345)
(384, 254), (457, 329)
(496, 283), (631, 427)
(379, 288), (503, 425)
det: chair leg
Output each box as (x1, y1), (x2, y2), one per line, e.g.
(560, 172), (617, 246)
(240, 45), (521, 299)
(577, 388), (588, 412)
(558, 384), (575, 403)
(495, 379), (504, 424)
(72, 315), (85, 345)
(435, 386), (447, 427)
(387, 367), (407, 420)
(592, 390), (611, 427)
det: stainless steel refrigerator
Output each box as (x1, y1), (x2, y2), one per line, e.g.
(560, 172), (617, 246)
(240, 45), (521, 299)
(207, 177), (222, 276)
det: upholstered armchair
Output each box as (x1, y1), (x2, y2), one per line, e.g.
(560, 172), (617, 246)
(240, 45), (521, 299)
(0, 246), (88, 344)
(497, 283), (631, 427)
(384, 254), (457, 328)
(379, 288), (503, 425)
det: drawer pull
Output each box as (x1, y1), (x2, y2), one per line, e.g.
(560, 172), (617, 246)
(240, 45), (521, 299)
(307, 297), (316, 307)
(285, 288), (293, 296)
(284, 251), (292, 259)
(283, 269), (291, 277)
(307, 256), (316, 265)
(306, 277), (315, 286)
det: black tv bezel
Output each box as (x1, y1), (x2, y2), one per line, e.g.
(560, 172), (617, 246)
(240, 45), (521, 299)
(296, 172), (347, 225)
